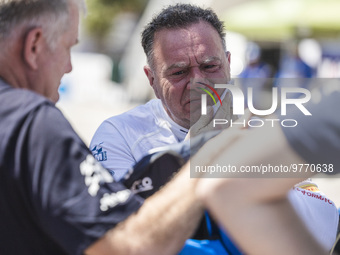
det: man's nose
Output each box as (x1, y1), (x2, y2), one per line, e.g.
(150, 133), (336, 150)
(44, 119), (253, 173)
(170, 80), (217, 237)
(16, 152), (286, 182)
(65, 58), (73, 74)
(191, 67), (205, 80)
(187, 67), (206, 90)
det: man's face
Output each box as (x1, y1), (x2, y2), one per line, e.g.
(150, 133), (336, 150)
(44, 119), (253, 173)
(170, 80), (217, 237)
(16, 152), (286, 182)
(38, 4), (79, 103)
(145, 21), (231, 129)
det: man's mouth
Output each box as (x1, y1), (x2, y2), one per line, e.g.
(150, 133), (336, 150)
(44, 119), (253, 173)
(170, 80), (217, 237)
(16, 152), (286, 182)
(185, 98), (201, 105)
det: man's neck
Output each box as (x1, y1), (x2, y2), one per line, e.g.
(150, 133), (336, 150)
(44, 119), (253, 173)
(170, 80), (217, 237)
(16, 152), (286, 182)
(162, 103), (190, 130)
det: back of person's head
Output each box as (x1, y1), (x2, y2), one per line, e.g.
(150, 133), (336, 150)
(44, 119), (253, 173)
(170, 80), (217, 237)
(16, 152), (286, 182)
(141, 3), (226, 67)
(0, 0), (85, 49)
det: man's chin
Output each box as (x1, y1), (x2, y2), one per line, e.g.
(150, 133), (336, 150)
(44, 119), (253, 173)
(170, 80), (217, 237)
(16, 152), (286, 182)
(49, 93), (60, 104)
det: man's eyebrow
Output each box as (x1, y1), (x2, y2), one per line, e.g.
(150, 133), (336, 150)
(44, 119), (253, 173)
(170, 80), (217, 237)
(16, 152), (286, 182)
(202, 56), (222, 64)
(166, 62), (189, 71)
(165, 57), (222, 72)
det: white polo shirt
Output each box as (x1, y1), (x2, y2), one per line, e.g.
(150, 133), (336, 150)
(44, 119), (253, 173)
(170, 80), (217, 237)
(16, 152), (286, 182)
(90, 99), (188, 180)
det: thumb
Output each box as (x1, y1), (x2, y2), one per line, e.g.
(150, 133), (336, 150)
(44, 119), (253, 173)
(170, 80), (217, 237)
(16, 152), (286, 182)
(214, 91), (233, 121)
(194, 105), (214, 128)
(189, 105), (214, 137)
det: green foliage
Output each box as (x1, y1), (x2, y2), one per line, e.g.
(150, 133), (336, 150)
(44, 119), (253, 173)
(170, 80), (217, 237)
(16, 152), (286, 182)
(84, 0), (148, 38)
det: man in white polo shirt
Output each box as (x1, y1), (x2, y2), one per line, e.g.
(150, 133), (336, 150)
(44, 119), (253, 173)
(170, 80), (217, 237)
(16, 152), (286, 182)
(90, 4), (233, 180)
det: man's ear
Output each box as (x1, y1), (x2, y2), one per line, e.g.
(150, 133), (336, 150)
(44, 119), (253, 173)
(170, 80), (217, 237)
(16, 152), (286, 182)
(143, 65), (155, 87)
(226, 51), (231, 64)
(144, 65), (160, 99)
(23, 27), (44, 70)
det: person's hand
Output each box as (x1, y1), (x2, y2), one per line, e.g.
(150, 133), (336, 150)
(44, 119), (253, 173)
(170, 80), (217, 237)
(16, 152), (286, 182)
(189, 108), (253, 177)
(186, 91), (234, 139)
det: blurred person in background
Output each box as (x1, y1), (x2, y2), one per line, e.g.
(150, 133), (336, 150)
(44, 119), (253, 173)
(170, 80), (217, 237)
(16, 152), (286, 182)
(276, 40), (315, 79)
(274, 40), (315, 97)
(239, 41), (272, 109)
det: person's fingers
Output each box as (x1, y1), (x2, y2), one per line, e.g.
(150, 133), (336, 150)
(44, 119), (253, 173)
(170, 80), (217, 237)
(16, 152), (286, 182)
(214, 91), (233, 122)
(191, 127), (245, 174)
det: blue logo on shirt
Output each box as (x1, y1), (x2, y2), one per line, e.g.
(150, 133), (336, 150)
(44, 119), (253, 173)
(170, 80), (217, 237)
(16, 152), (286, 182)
(91, 143), (107, 162)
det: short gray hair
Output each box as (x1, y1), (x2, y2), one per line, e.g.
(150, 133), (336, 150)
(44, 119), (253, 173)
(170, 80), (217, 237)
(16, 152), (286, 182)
(0, 0), (85, 49)
(141, 4), (226, 68)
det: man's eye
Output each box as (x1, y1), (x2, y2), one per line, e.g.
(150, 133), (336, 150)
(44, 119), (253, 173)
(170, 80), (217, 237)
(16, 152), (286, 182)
(203, 64), (220, 73)
(172, 70), (186, 76)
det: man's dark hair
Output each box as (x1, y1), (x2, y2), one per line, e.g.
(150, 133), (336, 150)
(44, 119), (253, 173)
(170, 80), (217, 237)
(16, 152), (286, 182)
(141, 4), (226, 67)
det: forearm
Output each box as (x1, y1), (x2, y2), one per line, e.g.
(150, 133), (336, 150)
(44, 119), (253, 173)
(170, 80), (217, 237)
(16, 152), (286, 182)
(86, 163), (203, 255)
(214, 195), (327, 255)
